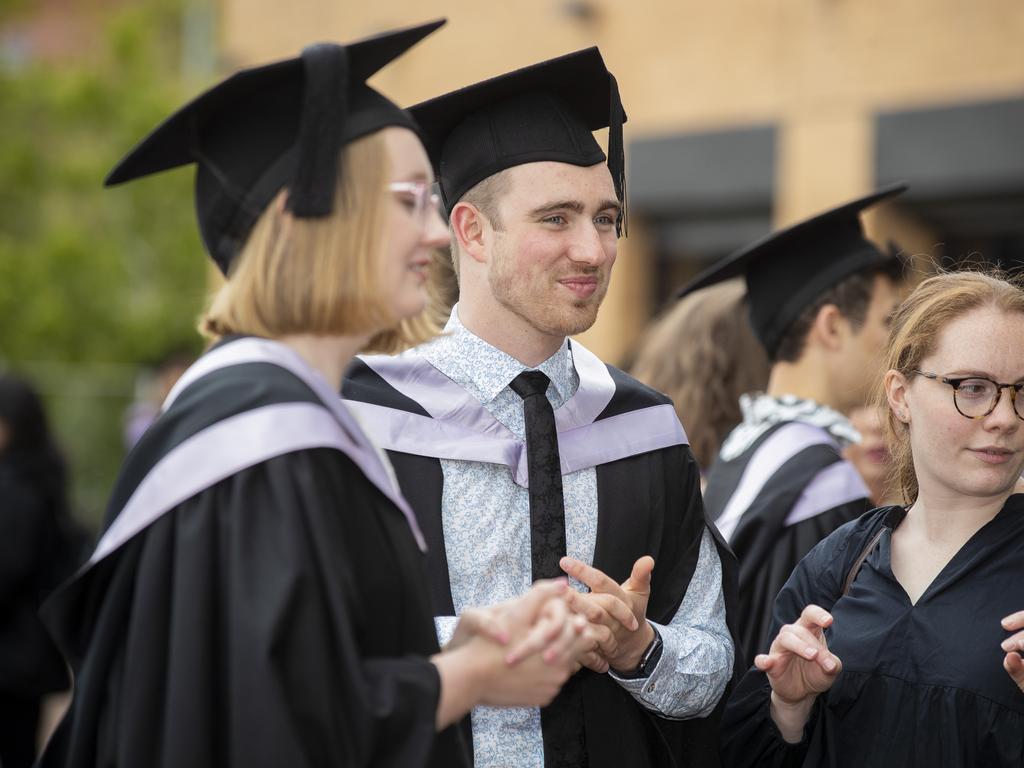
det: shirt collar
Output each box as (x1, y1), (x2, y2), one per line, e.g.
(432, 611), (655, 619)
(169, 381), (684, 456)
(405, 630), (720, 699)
(419, 305), (578, 407)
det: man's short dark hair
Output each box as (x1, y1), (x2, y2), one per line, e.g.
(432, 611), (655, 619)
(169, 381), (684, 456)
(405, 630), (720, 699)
(771, 259), (903, 363)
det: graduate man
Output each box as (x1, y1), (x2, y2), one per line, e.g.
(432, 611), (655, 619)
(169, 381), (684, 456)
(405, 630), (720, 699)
(343, 48), (738, 768)
(677, 185), (908, 670)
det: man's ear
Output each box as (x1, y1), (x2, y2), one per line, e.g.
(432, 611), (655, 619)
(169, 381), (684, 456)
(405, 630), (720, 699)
(449, 202), (490, 266)
(809, 303), (845, 352)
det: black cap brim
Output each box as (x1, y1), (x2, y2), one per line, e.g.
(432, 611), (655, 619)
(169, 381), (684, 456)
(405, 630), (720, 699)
(103, 19), (445, 274)
(105, 19), (445, 187)
(676, 182), (909, 299)
(408, 46), (627, 221)
(675, 182), (909, 357)
(410, 46), (618, 171)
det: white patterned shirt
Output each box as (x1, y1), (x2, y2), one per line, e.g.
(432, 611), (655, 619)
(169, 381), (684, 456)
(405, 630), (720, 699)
(420, 307), (733, 768)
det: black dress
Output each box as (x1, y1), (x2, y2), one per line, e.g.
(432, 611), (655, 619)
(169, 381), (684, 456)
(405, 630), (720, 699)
(38, 337), (469, 768)
(722, 497), (1024, 767)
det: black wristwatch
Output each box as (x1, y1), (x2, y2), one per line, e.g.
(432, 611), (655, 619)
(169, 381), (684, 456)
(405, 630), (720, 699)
(616, 625), (663, 679)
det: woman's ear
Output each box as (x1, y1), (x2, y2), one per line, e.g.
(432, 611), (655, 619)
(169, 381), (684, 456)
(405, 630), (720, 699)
(885, 369), (911, 424)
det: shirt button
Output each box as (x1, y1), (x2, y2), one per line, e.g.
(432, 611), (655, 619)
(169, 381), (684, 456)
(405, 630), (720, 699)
(647, 683), (657, 693)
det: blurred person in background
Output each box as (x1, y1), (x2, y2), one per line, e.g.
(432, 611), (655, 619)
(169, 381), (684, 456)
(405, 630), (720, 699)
(683, 185), (907, 670)
(843, 405), (894, 505)
(841, 243), (910, 505)
(722, 270), (1024, 766)
(38, 21), (594, 768)
(122, 350), (194, 450)
(0, 373), (87, 768)
(631, 278), (771, 481)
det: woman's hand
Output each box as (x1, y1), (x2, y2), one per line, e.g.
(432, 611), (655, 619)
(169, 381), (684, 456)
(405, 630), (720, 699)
(502, 583), (593, 668)
(446, 578), (573, 655)
(756, 605), (842, 743)
(433, 579), (594, 728)
(1000, 611), (1024, 693)
(446, 606), (511, 652)
(483, 586), (595, 706)
(477, 617), (590, 709)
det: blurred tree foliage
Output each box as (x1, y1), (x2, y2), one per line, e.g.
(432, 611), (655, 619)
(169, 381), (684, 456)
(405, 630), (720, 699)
(0, 0), (210, 525)
(0, 0), (29, 20)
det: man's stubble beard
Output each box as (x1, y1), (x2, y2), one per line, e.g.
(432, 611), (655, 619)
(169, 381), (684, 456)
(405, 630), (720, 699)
(488, 238), (608, 338)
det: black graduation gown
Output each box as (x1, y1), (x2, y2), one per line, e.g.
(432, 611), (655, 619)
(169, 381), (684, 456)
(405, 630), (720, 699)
(722, 498), (1024, 767)
(343, 350), (743, 768)
(703, 420), (871, 669)
(0, 465), (71, 699)
(0, 465), (73, 768)
(38, 337), (468, 768)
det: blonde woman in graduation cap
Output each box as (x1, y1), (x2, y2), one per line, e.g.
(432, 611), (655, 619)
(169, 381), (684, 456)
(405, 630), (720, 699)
(38, 21), (594, 768)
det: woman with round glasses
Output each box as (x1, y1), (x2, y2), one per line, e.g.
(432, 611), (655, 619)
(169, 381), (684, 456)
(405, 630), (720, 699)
(721, 270), (1024, 766)
(37, 22), (592, 768)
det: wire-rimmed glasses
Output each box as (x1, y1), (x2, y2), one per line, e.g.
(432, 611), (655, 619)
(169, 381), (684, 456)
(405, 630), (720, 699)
(388, 181), (440, 223)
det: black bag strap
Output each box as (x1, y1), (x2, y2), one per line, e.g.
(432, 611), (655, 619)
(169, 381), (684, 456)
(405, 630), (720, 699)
(841, 526), (884, 598)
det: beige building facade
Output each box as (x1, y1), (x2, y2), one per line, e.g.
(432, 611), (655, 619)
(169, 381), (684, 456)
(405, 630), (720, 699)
(219, 0), (1024, 364)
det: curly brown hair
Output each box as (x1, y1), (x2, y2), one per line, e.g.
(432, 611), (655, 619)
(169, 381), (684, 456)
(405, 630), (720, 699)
(631, 279), (771, 470)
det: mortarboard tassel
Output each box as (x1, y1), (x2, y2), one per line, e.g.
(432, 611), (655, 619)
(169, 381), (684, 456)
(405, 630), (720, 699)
(607, 72), (627, 237)
(289, 43), (349, 217)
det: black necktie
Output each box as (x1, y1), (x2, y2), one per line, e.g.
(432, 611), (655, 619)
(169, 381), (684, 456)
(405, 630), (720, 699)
(510, 371), (586, 767)
(510, 371), (567, 581)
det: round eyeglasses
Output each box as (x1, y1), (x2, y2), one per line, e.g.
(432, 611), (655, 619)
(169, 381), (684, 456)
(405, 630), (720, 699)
(388, 181), (440, 223)
(912, 370), (1024, 421)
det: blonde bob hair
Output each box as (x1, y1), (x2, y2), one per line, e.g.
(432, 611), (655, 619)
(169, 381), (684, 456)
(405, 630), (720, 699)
(877, 270), (1024, 504)
(201, 130), (441, 354)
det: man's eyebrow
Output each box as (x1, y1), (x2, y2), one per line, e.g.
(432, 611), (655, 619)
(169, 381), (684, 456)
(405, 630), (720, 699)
(528, 200), (585, 218)
(526, 199), (622, 218)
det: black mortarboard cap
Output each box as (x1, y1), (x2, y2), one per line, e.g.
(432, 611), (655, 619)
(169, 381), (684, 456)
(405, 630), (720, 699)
(105, 19), (445, 274)
(676, 183), (908, 357)
(409, 47), (628, 234)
